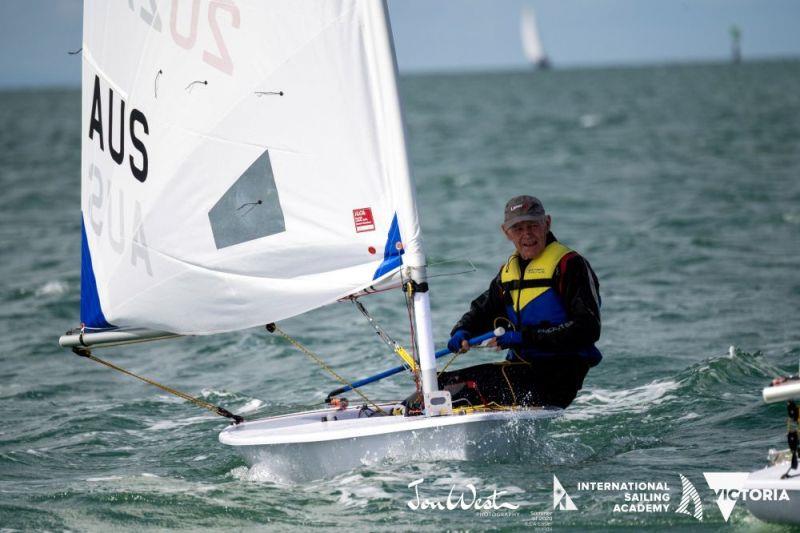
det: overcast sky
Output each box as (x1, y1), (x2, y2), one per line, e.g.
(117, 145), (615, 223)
(1, 0), (798, 88)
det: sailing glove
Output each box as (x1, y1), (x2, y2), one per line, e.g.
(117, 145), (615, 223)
(447, 330), (470, 353)
(497, 330), (523, 349)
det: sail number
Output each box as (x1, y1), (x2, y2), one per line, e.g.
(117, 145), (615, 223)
(88, 75), (149, 183)
(128, 0), (240, 76)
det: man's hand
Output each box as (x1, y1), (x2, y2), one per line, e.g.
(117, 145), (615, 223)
(447, 330), (470, 353)
(491, 330), (522, 349)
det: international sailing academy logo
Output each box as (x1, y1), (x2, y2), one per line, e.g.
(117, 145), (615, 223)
(553, 476), (577, 511)
(703, 472), (790, 522)
(675, 474), (703, 522)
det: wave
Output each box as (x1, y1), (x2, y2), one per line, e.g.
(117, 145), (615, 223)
(571, 346), (783, 423)
(34, 280), (69, 297)
(568, 379), (681, 421)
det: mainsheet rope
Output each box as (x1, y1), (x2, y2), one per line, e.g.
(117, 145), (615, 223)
(71, 346), (244, 424)
(266, 323), (386, 414)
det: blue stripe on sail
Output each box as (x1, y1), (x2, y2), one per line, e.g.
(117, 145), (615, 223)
(372, 213), (404, 280)
(80, 219), (113, 329)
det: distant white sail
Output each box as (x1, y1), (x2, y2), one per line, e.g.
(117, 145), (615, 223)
(520, 5), (549, 68)
(79, 0), (424, 335)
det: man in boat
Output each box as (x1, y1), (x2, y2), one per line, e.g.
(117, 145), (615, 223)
(438, 195), (602, 409)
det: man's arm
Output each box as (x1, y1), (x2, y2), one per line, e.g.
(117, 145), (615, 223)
(450, 273), (507, 337)
(521, 254), (601, 351)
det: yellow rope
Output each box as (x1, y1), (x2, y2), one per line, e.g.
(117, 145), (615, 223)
(499, 363), (517, 406)
(72, 348), (243, 423)
(451, 402), (525, 415)
(351, 298), (417, 371)
(270, 324), (385, 414)
(393, 345), (417, 372)
(493, 317), (531, 364)
(439, 348), (464, 374)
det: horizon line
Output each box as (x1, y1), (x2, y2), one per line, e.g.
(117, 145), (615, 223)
(1, 54), (798, 91)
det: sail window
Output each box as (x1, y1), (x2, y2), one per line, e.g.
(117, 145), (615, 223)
(208, 149), (285, 249)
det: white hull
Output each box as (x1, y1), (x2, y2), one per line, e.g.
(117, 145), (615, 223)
(745, 461), (800, 525)
(220, 403), (561, 482)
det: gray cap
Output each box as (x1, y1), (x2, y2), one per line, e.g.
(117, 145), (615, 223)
(502, 195), (546, 230)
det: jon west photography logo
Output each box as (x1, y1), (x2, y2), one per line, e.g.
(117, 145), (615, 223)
(406, 478), (521, 514)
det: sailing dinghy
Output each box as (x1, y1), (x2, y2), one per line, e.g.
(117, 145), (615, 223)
(744, 376), (800, 524)
(60, 0), (560, 480)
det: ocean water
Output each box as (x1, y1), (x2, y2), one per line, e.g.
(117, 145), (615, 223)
(2, 60), (800, 531)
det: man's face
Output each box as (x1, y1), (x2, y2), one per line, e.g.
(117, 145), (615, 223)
(503, 216), (551, 260)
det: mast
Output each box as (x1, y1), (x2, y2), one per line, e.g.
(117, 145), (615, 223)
(364, 1), (439, 399)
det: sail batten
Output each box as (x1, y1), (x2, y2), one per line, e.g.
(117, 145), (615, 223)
(79, 0), (425, 335)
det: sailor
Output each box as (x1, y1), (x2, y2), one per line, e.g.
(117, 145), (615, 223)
(440, 195), (602, 409)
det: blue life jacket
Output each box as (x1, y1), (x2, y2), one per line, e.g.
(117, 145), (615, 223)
(500, 242), (602, 366)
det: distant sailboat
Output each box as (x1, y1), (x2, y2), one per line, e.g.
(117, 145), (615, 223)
(520, 5), (550, 69)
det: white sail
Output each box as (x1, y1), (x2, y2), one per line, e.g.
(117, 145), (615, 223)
(520, 5), (547, 66)
(79, 0), (426, 336)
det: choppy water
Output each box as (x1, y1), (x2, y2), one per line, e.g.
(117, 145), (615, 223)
(2, 60), (800, 531)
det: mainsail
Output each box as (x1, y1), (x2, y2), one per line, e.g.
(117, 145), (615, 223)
(79, 0), (426, 336)
(520, 5), (550, 68)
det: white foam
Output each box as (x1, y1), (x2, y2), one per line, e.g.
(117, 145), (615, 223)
(568, 380), (680, 420)
(783, 213), (800, 224)
(236, 399), (263, 414)
(580, 113), (601, 128)
(335, 484), (389, 508)
(146, 415), (215, 431)
(34, 280), (68, 296)
(229, 466), (250, 481)
(201, 388), (234, 398)
(230, 464), (285, 484)
(83, 472), (223, 496)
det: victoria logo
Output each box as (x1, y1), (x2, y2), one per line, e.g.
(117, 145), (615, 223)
(703, 472), (790, 522)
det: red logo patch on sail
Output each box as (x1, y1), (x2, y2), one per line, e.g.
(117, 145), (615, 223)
(353, 208), (376, 233)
